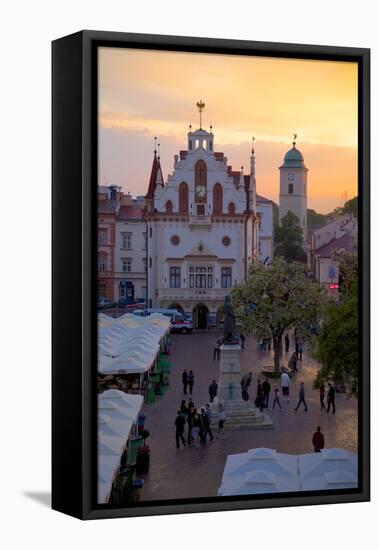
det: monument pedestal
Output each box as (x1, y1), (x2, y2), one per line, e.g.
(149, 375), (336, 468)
(211, 343), (273, 430)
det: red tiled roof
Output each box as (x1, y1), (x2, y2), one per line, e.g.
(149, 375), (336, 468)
(315, 233), (355, 258)
(118, 205), (144, 220)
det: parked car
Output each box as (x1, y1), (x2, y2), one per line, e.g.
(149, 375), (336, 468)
(97, 297), (116, 309)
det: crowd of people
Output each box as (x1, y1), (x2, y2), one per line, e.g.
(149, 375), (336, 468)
(175, 332), (337, 451)
(175, 396), (226, 449)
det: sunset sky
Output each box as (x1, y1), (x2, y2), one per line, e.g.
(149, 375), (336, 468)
(99, 47), (358, 213)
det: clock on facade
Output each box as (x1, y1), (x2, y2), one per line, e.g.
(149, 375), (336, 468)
(288, 173), (295, 181)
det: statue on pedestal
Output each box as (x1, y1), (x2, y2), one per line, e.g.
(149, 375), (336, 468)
(223, 295), (239, 344)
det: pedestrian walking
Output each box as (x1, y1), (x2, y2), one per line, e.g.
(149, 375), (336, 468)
(201, 406), (214, 442)
(312, 426), (325, 452)
(285, 333), (290, 353)
(240, 333), (246, 349)
(209, 379), (218, 403)
(187, 407), (194, 444)
(327, 382), (336, 413)
(255, 379), (265, 412)
(295, 336), (300, 359)
(180, 399), (188, 415)
(319, 385), (326, 411)
(188, 370), (195, 395)
(241, 372), (252, 401)
(272, 387), (282, 409)
(289, 351), (298, 373)
(218, 404), (226, 438)
(280, 369), (290, 402)
(182, 369), (188, 394)
(175, 411), (186, 448)
(191, 409), (202, 448)
(213, 339), (221, 360)
(294, 381), (308, 412)
(299, 342), (303, 361)
(262, 378), (271, 408)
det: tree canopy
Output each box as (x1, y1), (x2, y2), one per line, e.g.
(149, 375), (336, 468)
(232, 258), (325, 370)
(274, 211), (306, 263)
(315, 251), (358, 395)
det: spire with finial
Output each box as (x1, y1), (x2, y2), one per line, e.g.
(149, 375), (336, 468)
(196, 99), (205, 129)
(239, 166), (245, 189)
(154, 136), (157, 156)
(210, 123), (213, 133)
(249, 137), (257, 214)
(292, 133), (298, 147)
(157, 142), (161, 160)
(189, 122), (192, 132)
(146, 137), (164, 204)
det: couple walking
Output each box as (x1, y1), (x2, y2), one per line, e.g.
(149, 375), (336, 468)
(182, 369), (194, 395)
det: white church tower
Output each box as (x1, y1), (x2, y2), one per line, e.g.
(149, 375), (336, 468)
(279, 135), (308, 242)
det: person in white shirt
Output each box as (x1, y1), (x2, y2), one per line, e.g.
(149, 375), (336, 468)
(280, 369), (290, 402)
(218, 403), (226, 439)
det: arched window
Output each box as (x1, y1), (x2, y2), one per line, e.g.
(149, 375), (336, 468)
(228, 202), (236, 215)
(165, 200), (173, 214)
(213, 183), (223, 214)
(288, 183), (294, 194)
(203, 139), (207, 149)
(179, 182), (189, 215)
(195, 139), (200, 149)
(195, 159), (207, 188)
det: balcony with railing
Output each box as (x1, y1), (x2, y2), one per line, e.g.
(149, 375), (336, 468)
(188, 214), (212, 228)
(159, 287), (230, 302)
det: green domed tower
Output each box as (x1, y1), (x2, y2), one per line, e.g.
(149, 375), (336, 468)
(279, 135), (308, 246)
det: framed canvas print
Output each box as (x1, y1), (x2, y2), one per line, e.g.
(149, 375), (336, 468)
(52, 31), (370, 520)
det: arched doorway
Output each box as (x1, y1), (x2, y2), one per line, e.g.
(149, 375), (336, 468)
(193, 303), (209, 329)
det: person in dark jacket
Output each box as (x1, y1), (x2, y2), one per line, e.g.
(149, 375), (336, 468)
(285, 333), (290, 353)
(262, 378), (271, 408)
(327, 382), (336, 413)
(209, 379), (218, 403)
(255, 379), (265, 412)
(241, 372), (252, 401)
(312, 426), (325, 452)
(188, 370), (195, 395)
(201, 406), (214, 443)
(240, 333), (246, 349)
(175, 411), (186, 448)
(182, 369), (188, 394)
(180, 399), (188, 415)
(294, 382), (308, 412)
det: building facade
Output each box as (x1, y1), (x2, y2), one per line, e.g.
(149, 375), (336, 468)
(279, 137), (308, 244)
(308, 215), (357, 294)
(144, 113), (271, 328)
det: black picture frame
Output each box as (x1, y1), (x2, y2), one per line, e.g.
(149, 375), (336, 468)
(52, 30), (370, 520)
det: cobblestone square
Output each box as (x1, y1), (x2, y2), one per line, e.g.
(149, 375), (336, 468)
(141, 331), (358, 501)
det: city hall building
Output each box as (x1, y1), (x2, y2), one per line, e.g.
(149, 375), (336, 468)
(144, 107), (273, 328)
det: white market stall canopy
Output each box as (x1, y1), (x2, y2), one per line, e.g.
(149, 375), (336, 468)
(218, 447), (358, 497)
(98, 313), (171, 375)
(97, 389), (144, 504)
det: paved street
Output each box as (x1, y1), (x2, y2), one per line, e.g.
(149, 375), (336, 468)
(140, 331), (358, 501)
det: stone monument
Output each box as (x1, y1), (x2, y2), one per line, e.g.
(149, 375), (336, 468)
(210, 296), (273, 430)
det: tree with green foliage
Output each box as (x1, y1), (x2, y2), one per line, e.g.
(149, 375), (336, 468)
(315, 251), (358, 395)
(232, 258), (325, 371)
(343, 196), (358, 218)
(274, 211), (306, 263)
(307, 208), (327, 228)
